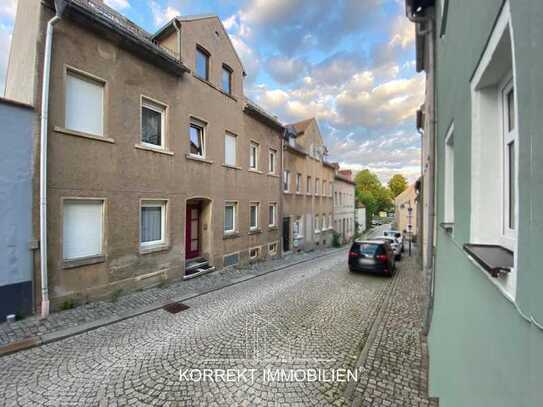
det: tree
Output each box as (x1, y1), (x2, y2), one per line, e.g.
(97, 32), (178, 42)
(354, 169), (393, 219)
(388, 174), (408, 198)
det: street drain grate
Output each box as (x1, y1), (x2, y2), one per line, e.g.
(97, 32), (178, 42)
(163, 302), (190, 314)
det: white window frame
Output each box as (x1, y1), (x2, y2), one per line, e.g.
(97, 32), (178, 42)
(306, 176), (312, 194)
(224, 132), (237, 167)
(140, 200), (167, 248)
(321, 214), (326, 231)
(224, 202), (238, 234)
(501, 76), (517, 240)
(268, 203), (277, 227)
(296, 173), (302, 193)
(65, 68), (105, 137)
(249, 141), (259, 170)
(314, 214), (320, 234)
(315, 178), (319, 195)
(283, 170), (290, 192)
(141, 97), (166, 149)
(189, 118), (206, 158)
(470, 1), (518, 300)
(249, 202), (259, 231)
(294, 216), (303, 237)
(444, 123), (455, 224)
(62, 198), (105, 261)
(268, 242), (278, 256)
(249, 246), (261, 260)
(268, 149), (277, 174)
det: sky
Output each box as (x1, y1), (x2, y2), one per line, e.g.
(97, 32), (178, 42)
(0, 0), (424, 184)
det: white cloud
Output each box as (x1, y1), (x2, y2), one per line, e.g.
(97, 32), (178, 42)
(104, 0), (130, 11)
(0, 0), (17, 19)
(150, 1), (180, 27)
(239, 0), (303, 26)
(0, 27), (11, 95)
(266, 56), (307, 84)
(389, 16), (415, 49)
(229, 34), (261, 81)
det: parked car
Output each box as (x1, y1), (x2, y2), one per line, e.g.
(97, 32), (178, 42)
(372, 235), (402, 261)
(371, 219), (383, 226)
(384, 229), (404, 252)
(348, 240), (396, 276)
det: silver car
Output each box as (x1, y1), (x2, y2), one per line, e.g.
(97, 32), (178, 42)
(371, 236), (402, 261)
(384, 229), (404, 253)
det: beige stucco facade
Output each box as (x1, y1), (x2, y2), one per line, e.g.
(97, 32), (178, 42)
(333, 172), (356, 243)
(282, 119), (335, 252)
(394, 184), (418, 239)
(7, 0), (283, 308)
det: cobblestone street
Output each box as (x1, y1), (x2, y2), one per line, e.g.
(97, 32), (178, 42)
(0, 248), (434, 406)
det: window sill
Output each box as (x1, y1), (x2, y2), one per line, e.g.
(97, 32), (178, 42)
(186, 154), (214, 164)
(135, 144), (174, 156)
(440, 222), (454, 233)
(54, 127), (115, 144)
(267, 173), (280, 178)
(139, 244), (170, 255)
(248, 229), (262, 235)
(63, 255), (105, 269)
(268, 226), (278, 231)
(283, 191), (292, 195)
(463, 244), (514, 278)
(222, 163), (242, 170)
(223, 232), (240, 240)
(248, 168), (263, 174)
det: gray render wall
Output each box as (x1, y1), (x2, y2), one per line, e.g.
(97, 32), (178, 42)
(0, 99), (35, 318)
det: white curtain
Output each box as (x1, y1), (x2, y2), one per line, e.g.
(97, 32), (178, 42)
(225, 134), (237, 166)
(63, 200), (103, 260)
(141, 206), (162, 243)
(65, 73), (103, 136)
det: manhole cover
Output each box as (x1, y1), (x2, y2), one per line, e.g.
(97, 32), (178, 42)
(163, 302), (190, 314)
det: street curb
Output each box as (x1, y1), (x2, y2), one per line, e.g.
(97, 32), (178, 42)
(344, 266), (401, 404)
(0, 247), (347, 358)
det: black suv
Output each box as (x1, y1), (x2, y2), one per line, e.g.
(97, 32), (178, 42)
(348, 240), (396, 276)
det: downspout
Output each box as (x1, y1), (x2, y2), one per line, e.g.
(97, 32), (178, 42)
(407, 4), (436, 334)
(39, 2), (65, 319)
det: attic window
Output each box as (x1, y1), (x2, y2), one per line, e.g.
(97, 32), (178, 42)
(196, 46), (209, 80)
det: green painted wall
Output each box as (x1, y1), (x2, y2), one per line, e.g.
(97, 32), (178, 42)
(429, 1), (543, 406)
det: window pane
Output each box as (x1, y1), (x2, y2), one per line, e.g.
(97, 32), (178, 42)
(509, 141), (515, 229)
(63, 200), (103, 260)
(250, 205), (257, 228)
(507, 88), (515, 131)
(196, 48), (208, 79)
(250, 144), (257, 168)
(224, 205), (234, 231)
(65, 73), (103, 136)
(141, 206), (162, 243)
(269, 151), (275, 173)
(222, 68), (231, 94)
(142, 106), (162, 146)
(190, 125), (203, 156)
(225, 133), (236, 166)
(269, 205), (275, 225)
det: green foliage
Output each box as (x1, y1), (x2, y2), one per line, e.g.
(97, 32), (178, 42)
(332, 232), (342, 248)
(388, 174), (408, 198)
(60, 299), (75, 311)
(355, 169), (393, 219)
(111, 288), (123, 303)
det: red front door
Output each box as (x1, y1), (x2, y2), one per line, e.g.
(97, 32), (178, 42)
(186, 204), (200, 259)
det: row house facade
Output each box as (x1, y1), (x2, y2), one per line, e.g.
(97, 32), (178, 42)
(2, 0), (349, 318)
(407, 0), (543, 405)
(333, 170), (356, 243)
(5, 0), (284, 314)
(281, 119), (336, 253)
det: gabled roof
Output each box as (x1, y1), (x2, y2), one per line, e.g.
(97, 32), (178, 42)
(152, 15), (247, 76)
(289, 118), (315, 135)
(243, 98), (284, 131)
(52, 0), (189, 75)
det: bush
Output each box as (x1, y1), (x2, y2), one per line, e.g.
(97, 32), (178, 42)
(60, 299), (76, 311)
(332, 232), (342, 248)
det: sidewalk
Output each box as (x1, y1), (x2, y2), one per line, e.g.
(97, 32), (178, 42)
(348, 247), (439, 407)
(0, 247), (346, 354)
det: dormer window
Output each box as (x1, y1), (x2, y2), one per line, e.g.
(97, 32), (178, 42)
(196, 46), (209, 80)
(222, 64), (232, 95)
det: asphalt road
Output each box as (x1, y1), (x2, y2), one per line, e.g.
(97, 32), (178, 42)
(0, 250), (392, 406)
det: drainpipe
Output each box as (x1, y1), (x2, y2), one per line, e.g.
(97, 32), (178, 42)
(39, 3), (64, 319)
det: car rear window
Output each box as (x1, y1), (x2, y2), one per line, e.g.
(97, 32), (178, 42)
(352, 243), (384, 256)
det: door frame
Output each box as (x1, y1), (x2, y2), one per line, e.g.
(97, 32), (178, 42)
(186, 203), (201, 259)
